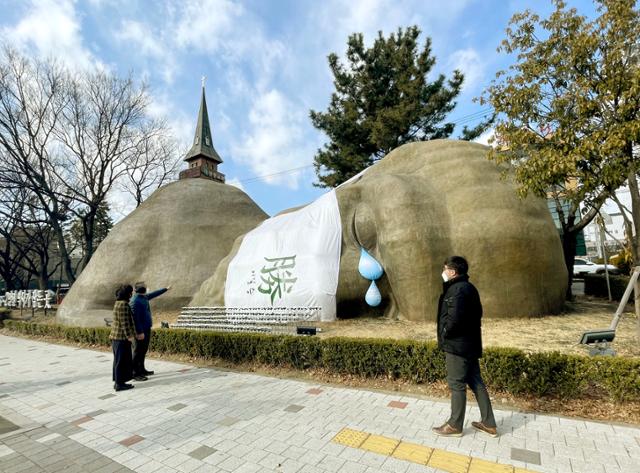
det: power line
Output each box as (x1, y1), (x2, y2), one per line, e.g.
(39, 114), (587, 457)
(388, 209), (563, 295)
(449, 107), (495, 126)
(239, 165), (313, 184)
(236, 107), (495, 185)
(449, 107), (494, 121)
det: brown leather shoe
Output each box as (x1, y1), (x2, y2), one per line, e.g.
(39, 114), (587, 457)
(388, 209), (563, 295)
(472, 421), (498, 437)
(432, 423), (463, 437)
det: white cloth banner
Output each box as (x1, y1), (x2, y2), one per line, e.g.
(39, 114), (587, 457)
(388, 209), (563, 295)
(224, 190), (342, 321)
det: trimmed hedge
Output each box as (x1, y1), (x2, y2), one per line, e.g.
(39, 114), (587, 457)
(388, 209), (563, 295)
(584, 273), (632, 300)
(3, 320), (639, 401)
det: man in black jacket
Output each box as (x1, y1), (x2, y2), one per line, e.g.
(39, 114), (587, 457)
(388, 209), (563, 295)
(433, 256), (497, 438)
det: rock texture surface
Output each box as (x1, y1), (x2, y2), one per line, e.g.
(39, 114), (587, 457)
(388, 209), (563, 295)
(57, 179), (267, 327)
(192, 140), (567, 320)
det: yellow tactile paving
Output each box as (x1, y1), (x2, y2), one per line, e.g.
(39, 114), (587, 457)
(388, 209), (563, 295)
(360, 434), (400, 456)
(332, 428), (370, 449)
(428, 449), (472, 473)
(331, 427), (538, 473)
(469, 457), (515, 473)
(392, 441), (433, 464)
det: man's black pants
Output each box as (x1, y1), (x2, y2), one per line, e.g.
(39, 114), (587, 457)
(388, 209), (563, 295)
(445, 352), (496, 431)
(132, 330), (150, 376)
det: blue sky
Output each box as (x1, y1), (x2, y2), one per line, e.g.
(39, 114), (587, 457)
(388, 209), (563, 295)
(0, 0), (598, 218)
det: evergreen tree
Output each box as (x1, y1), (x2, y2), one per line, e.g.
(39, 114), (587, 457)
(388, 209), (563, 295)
(310, 26), (484, 188)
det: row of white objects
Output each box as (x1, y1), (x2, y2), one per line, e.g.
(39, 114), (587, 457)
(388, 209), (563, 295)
(0, 290), (54, 309)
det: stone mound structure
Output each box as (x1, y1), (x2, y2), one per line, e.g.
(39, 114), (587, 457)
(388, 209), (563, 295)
(57, 179), (267, 327)
(191, 140), (567, 320)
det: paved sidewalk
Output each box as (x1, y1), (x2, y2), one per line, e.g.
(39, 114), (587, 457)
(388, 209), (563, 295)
(0, 334), (638, 473)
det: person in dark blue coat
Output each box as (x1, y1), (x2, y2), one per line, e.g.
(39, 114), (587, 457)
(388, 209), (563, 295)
(432, 256), (497, 438)
(130, 282), (171, 379)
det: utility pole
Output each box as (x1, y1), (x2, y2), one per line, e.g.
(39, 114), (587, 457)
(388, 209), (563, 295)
(597, 213), (612, 301)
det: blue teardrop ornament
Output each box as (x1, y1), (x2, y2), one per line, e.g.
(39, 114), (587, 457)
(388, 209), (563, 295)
(358, 247), (383, 280)
(365, 280), (382, 307)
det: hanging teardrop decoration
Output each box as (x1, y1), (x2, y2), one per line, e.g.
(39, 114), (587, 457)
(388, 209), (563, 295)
(358, 247), (383, 281)
(365, 280), (382, 307)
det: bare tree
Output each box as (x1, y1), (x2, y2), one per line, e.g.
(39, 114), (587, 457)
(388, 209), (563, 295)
(53, 71), (169, 270)
(0, 179), (63, 289)
(0, 47), (174, 279)
(0, 190), (28, 290)
(16, 198), (61, 289)
(121, 130), (182, 208)
(0, 46), (76, 283)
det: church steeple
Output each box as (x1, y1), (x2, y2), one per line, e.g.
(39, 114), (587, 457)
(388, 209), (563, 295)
(179, 80), (225, 183)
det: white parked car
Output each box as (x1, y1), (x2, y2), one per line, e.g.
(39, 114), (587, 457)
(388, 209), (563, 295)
(573, 258), (619, 277)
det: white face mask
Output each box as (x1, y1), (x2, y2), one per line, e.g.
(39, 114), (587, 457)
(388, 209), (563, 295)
(441, 271), (450, 282)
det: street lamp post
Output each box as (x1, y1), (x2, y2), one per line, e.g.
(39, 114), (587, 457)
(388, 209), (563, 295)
(56, 241), (63, 305)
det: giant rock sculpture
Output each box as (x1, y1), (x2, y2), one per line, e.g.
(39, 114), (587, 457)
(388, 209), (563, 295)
(192, 140), (567, 320)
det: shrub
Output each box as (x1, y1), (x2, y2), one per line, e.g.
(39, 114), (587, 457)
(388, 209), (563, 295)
(592, 357), (640, 401)
(3, 321), (638, 401)
(584, 274), (633, 301)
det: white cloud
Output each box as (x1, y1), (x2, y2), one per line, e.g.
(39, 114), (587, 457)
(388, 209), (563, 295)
(231, 90), (314, 189)
(214, 109), (233, 136)
(225, 177), (245, 192)
(1, 0), (96, 70)
(112, 0), (246, 86)
(473, 127), (495, 146)
(299, 0), (477, 120)
(220, 66), (254, 100)
(313, 0), (472, 55)
(172, 0), (285, 91)
(334, 0), (390, 41)
(114, 16), (180, 83)
(447, 48), (485, 92)
(117, 20), (164, 58)
(86, 0), (123, 6)
(174, 0), (243, 53)
(113, 0), (285, 90)
(107, 187), (136, 223)
(147, 92), (193, 147)
(314, 0), (413, 56)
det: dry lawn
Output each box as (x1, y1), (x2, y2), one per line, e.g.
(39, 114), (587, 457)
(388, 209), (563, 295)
(309, 297), (640, 358)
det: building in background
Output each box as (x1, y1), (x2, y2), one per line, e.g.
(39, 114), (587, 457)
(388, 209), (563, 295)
(583, 187), (633, 259)
(545, 198), (587, 257)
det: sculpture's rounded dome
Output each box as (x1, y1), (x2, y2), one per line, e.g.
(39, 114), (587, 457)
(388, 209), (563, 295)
(57, 179), (267, 327)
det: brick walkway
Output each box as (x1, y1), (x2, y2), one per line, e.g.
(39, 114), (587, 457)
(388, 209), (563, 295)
(0, 334), (638, 473)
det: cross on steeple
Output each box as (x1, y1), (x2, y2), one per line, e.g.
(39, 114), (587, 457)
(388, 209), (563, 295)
(178, 81), (225, 183)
